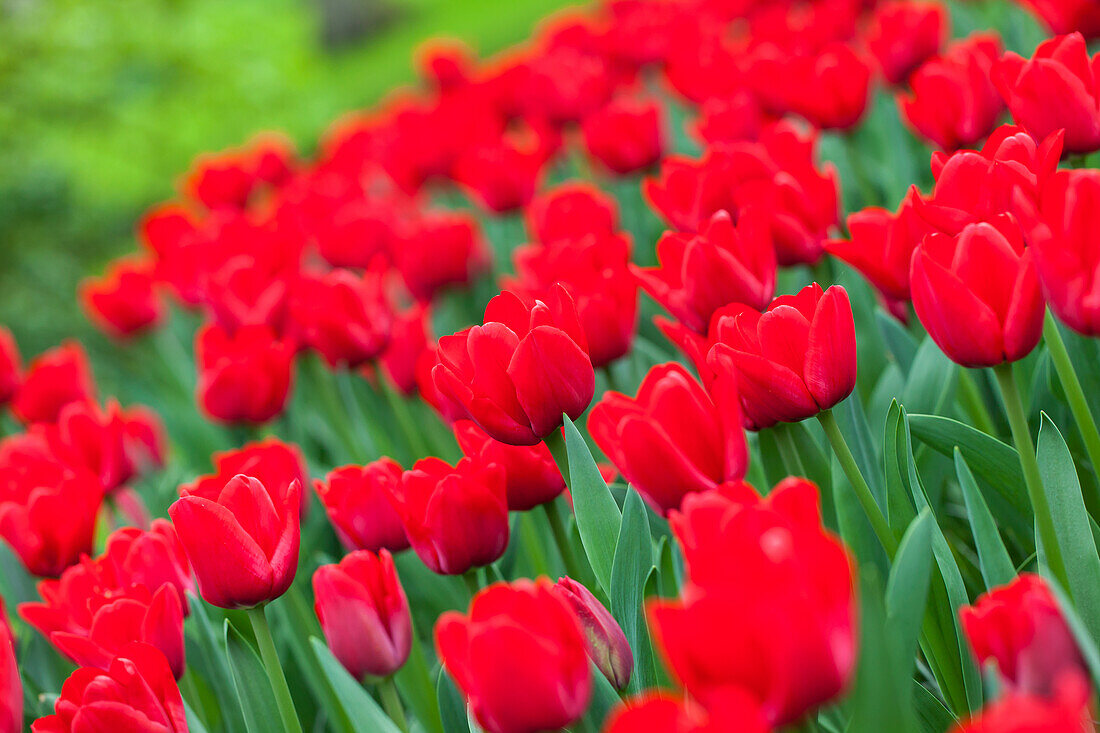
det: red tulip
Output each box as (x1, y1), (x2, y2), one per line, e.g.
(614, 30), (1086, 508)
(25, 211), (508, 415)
(390, 457), (508, 575)
(652, 479), (856, 727)
(0, 327), (21, 406)
(827, 187), (933, 307)
(508, 232), (637, 369)
(315, 460), (410, 552)
(183, 134), (294, 211)
(432, 285), (595, 446)
(453, 420), (564, 512)
(1032, 170), (1100, 336)
(396, 212), (490, 303)
(588, 363), (748, 515)
(21, 557), (186, 679)
(80, 257), (164, 338)
(961, 573), (1088, 698)
(706, 283), (857, 430)
(118, 405), (167, 473)
(43, 399), (133, 493)
(435, 578), (591, 733)
(195, 323), (294, 424)
(287, 264), (392, 369)
(950, 676), (1092, 733)
(0, 599), (20, 733)
(0, 433), (103, 577)
(200, 244), (295, 335)
(864, 1), (948, 85)
(581, 94), (666, 176)
(750, 42), (871, 131)
(552, 576), (633, 690)
(170, 474), (301, 608)
(379, 304), (432, 396)
(994, 33), (1100, 155)
(101, 520), (194, 607)
(910, 219), (1044, 368)
(602, 690), (771, 733)
(644, 122), (839, 266)
(1017, 0), (1100, 39)
(416, 38), (475, 92)
(313, 549), (412, 679)
(898, 33), (1005, 151)
(690, 93), (772, 147)
(31, 642), (188, 733)
(416, 346), (469, 425)
(519, 44), (614, 126)
(634, 209), (776, 334)
(525, 181), (618, 246)
(181, 438), (308, 515)
(452, 123), (554, 213)
(12, 341), (96, 425)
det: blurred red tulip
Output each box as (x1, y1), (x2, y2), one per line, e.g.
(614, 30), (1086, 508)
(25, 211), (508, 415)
(525, 181), (618, 246)
(391, 457), (508, 575)
(602, 689), (771, 733)
(864, 0), (948, 85)
(31, 642), (188, 733)
(195, 323), (294, 424)
(454, 420), (564, 511)
(552, 576), (633, 690)
(182, 438), (308, 516)
(315, 460), (410, 553)
(582, 94), (666, 175)
(1017, 0), (1100, 39)
(750, 42), (871, 131)
(288, 264), (392, 369)
(589, 363), (748, 515)
(910, 219), (1044, 368)
(380, 304), (432, 396)
(12, 341), (96, 425)
(1034, 170), (1100, 336)
(452, 123), (555, 213)
(101, 520), (194, 606)
(118, 405), (167, 473)
(435, 578), (591, 733)
(0, 327), (20, 406)
(994, 33), (1100, 155)
(80, 257), (164, 338)
(396, 212), (490, 303)
(313, 549), (412, 679)
(707, 283), (857, 430)
(950, 676), (1092, 733)
(416, 38), (476, 93)
(0, 599), (20, 733)
(170, 474), (301, 608)
(690, 93), (771, 147)
(433, 286), (595, 446)
(184, 133), (295, 211)
(43, 399), (133, 493)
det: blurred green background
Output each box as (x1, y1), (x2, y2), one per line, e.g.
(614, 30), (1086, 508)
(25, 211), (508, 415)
(0, 0), (574, 360)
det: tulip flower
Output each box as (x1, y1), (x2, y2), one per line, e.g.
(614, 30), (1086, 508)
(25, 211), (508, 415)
(432, 285), (595, 446)
(118, 405), (167, 473)
(950, 675), (1092, 733)
(200, 247), (295, 334)
(182, 438), (308, 514)
(1032, 170), (1100, 336)
(552, 576), (633, 690)
(435, 578), (591, 733)
(453, 420), (564, 511)
(313, 549), (412, 679)
(43, 399), (133, 493)
(525, 181), (618, 246)
(170, 474), (301, 608)
(80, 257), (164, 338)
(581, 94), (666, 175)
(0, 327), (20, 406)
(588, 363), (748, 515)
(750, 42), (871, 131)
(395, 211), (490, 303)
(12, 341), (96, 425)
(452, 123), (554, 213)
(651, 479), (856, 727)
(633, 209), (776, 334)
(865, 1), (948, 85)
(520, 44), (613, 126)
(390, 457), (508, 575)
(898, 33), (1005, 151)
(184, 133), (294, 211)
(314, 460), (410, 553)
(101, 520), (194, 606)
(994, 33), (1100, 155)
(1017, 0), (1100, 39)
(379, 304), (432, 396)
(508, 232), (637, 368)
(910, 219), (1044, 368)
(960, 574), (1088, 698)
(31, 643), (188, 733)
(287, 264), (392, 368)
(603, 690), (771, 733)
(1, 599), (20, 733)
(195, 323), (295, 424)
(706, 283), (857, 430)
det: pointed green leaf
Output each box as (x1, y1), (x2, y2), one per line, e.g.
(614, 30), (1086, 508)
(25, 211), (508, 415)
(310, 637), (403, 733)
(886, 510), (935, 670)
(954, 450), (1015, 590)
(610, 488), (655, 692)
(223, 621), (282, 733)
(563, 416), (622, 595)
(437, 668), (470, 733)
(902, 338), (957, 416)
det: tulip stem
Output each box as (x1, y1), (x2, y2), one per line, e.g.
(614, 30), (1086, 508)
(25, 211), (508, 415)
(543, 499), (588, 583)
(377, 676), (409, 733)
(817, 409), (897, 557)
(246, 604), (302, 733)
(462, 570), (481, 601)
(1044, 313), (1100, 486)
(993, 363), (1070, 592)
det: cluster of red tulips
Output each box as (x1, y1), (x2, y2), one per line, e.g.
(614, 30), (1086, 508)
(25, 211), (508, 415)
(6, 0), (1100, 731)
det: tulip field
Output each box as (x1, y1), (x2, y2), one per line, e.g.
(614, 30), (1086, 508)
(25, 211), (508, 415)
(7, 0), (1100, 731)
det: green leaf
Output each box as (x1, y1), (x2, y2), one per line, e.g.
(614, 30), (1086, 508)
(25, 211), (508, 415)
(1042, 570), (1100, 691)
(835, 392), (883, 506)
(184, 700), (211, 733)
(656, 536), (681, 599)
(877, 310), (918, 373)
(886, 510), (935, 671)
(581, 660), (621, 731)
(186, 596), (245, 733)
(395, 633), (444, 733)
(437, 668), (470, 733)
(884, 400), (918, 534)
(563, 416), (623, 595)
(912, 681), (956, 733)
(756, 429), (789, 488)
(223, 621), (282, 733)
(902, 338), (957, 416)
(1036, 414), (1100, 645)
(954, 450), (1015, 589)
(309, 637), (403, 733)
(609, 488), (656, 693)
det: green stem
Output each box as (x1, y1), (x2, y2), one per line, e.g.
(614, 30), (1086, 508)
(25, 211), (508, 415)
(817, 410), (897, 557)
(993, 363), (1070, 591)
(544, 428), (569, 487)
(378, 376), (430, 460)
(462, 570), (481, 602)
(957, 371), (997, 436)
(774, 424), (808, 478)
(1044, 312), (1100, 481)
(377, 676), (409, 733)
(246, 605), (302, 733)
(543, 499), (586, 581)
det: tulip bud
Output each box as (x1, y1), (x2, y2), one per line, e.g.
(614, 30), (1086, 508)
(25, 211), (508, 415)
(1, 599), (20, 733)
(1018, 0), (1100, 39)
(195, 323), (294, 425)
(80, 257), (164, 339)
(390, 457), (508, 575)
(12, 341), (95, 425)
(552, 577), (633, 690)
(170, 474), (301, 608)
(44, 399), (134, 493)
(581, 94), (666, 176)
(102, 520), (194, 608)
(315, 460), (410, 552)
(435, 579), (592, 733)
(313, 550), (412, 679)
(949, 677), (1092, 733)
(182, 438), (308, 515)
